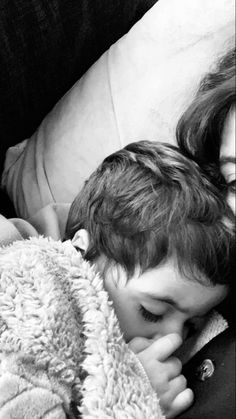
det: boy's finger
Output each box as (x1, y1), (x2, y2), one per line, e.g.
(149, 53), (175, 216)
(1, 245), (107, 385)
(167, 388), (194, 419)
(164, 357), (183, 379)
(145, 333), (183, 361)
(128, 337), (154, 353)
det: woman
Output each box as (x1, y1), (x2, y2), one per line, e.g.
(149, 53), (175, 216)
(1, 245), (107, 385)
(176, 48), (235, 213)
(176, 47), (235, 419)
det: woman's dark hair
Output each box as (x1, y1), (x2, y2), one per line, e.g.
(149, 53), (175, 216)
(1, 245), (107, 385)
(176, 48), (235, 189)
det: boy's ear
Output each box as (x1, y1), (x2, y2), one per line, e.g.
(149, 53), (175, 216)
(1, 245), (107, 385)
(72, 229), (90, 252)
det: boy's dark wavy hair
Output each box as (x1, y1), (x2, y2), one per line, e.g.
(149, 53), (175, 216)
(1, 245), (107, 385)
(176, 47), (235, 190)
(65, 141), (234, 287)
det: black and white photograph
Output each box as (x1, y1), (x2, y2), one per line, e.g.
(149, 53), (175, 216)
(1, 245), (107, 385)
(0, 1), (235, 418)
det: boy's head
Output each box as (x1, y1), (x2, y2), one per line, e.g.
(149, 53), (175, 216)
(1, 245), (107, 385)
(66, 141), (234, 342)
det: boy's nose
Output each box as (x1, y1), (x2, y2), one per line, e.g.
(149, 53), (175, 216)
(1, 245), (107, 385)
(169, 322), (191, 341)
(153, 320), (188, 342)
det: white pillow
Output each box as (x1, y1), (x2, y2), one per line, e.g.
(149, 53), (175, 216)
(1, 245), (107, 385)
(2, 0), (235, 221)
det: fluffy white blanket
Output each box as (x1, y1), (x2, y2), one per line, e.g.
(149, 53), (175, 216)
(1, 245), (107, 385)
(0, 237), (162, 418)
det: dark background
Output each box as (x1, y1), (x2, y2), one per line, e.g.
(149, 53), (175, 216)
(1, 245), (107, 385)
(0, 0), (157, 217)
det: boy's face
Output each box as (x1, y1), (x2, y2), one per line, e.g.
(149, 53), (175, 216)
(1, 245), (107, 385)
(102, 258), (228, 343)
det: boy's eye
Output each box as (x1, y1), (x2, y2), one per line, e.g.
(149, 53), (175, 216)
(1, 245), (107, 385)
(139, 305), (162, 323)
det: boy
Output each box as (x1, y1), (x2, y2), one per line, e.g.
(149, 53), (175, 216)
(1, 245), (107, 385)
(0, 141), (234, 418)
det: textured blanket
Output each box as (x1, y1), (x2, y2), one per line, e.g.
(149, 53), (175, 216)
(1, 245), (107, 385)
(0, 237), (162, 419)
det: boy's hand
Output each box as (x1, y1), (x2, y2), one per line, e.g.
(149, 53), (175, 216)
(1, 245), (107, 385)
(129, 333), (194, 419)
